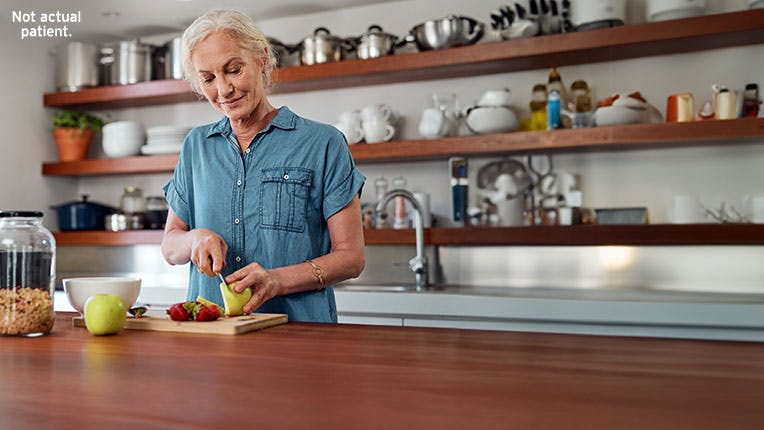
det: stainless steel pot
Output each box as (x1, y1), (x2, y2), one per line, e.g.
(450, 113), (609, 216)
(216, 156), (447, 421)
(163, 36), (183, 80)
(268, 37), (298, 67)
(356, 25), (402, 59)
(56, 42), (99, 91)
(298, 27), (351, 65)
(407, 15), (485, 51)
(103, 40), (153, 85)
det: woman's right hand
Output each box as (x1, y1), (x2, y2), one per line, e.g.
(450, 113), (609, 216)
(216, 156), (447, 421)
(190, 228), (228, 277)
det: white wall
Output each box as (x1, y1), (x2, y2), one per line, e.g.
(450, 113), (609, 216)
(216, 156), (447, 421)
(0, 5), (76, 229)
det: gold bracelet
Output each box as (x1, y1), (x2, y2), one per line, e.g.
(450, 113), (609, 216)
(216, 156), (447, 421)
(305, 259), (325, 289)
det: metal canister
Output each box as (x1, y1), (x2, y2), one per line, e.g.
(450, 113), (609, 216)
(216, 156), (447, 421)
(109, 40), (153, 85)
(56, 41), (99, 91)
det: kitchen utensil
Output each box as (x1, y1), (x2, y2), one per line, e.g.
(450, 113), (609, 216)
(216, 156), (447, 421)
(102, 120), (145, 158)
(145, 196), (169, 229)
(570, 0), (626, 31)
(333, 121), (364, 144)
(478, 88), (513, 106)
(464, 105), (519, 134)
(72, 313), (288, 335)
(666, 93), (695, 122)
(63, 277), (141, 314)
(355, 25), (402, 59)
(51, 195), (117, 231)
(406, 15), (484, 51)
(713, 84), (738, 119)
(297, 27), (350, 65)
(362, 118), (395, 143)
(105, 213), (128, 232)
(742, 83), (760, 117)
(216, 271), (227, 286)
(163, 36), (183, 79)
(267, 37), (297, 67)
(647, 0), (706, 22)
(120, 186), (145, 214)
(56, 41), (99, 91)
(104, 39), (153, 85)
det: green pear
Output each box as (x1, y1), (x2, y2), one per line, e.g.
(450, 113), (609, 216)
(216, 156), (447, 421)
(219, 281), (252, 316)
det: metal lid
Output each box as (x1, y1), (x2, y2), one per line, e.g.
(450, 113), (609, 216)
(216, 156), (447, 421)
(0, 211), (43, 218)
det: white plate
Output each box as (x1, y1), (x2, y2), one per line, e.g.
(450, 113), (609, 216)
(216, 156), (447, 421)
(140, 143), (182, 155)
(146, 137), (184, 146)
(147, 125), (191, 136)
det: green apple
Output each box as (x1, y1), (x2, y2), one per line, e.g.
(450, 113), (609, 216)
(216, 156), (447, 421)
(219, 281), (252, 316)
(84, 294), (127, 335)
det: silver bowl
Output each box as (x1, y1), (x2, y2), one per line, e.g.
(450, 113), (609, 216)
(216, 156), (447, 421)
(407, 15), (484, 51)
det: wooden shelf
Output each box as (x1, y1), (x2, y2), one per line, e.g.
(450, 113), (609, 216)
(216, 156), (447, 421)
(41, 118), (764, 175)
(54, 230), (165, 246)
(54, 224), (764, 246)
(43, 10), (764, 109)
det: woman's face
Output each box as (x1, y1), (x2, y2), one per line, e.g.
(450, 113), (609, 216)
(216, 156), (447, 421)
(191, 30), (267, 122)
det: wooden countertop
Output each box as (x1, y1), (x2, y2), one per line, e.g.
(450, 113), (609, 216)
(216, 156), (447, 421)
(2, 314), (763, 429)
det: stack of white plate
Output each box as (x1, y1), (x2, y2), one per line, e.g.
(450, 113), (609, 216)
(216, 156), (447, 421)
(141, 125), (191, 155)
(102, 121), (145, 158)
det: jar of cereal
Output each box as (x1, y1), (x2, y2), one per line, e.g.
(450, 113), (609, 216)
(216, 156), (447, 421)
(0, 211), (56, 336)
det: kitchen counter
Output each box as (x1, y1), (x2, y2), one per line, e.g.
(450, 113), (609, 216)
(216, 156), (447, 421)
(1, 313), (763, 429)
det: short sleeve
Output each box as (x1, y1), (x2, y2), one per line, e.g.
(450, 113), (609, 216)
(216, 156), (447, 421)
(322, 131), (365, 220)
(162, 140), (192, 226)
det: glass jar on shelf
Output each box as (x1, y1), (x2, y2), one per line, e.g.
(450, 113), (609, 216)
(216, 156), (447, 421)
(0, 211), (56, 337)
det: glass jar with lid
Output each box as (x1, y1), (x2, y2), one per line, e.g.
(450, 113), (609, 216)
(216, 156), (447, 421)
(0, 211), (56, 336)
(120, 186), (146, 214)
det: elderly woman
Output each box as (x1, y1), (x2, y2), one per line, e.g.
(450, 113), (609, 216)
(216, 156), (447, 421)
(161, 9), (365, 322)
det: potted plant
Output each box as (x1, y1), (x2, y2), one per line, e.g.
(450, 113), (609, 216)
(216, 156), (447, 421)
(52, 110), (103, 162)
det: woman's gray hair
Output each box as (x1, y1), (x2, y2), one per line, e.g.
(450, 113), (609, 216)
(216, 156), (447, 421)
(181, 9), (277, 95)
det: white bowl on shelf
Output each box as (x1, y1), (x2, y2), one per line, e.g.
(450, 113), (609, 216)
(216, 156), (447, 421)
(102, 121), (145, 157)
(464, 105), (519, 134)
(594, 105), (645, 126)
(647, 0), (706, 22)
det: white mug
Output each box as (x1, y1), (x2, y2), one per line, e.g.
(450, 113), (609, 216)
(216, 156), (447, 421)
(362, 118), (395, 143)
(333, 122), (364, 144)
(361, 104), (395, 123)
(338, 110), (362, 127)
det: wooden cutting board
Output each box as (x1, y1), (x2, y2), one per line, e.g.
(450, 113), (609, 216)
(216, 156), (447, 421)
(73, 313), (288, 335)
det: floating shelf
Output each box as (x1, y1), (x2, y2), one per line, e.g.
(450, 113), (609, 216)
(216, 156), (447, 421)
(53, 224), (764, 246)
(41, 118), (764, 176)
(42, 10), (764, 109)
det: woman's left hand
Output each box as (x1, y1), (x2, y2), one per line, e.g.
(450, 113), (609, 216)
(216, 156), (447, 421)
(225, 262), (281, 314)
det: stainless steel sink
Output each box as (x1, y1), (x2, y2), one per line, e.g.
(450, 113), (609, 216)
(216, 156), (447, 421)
(334, 284), (420, 293)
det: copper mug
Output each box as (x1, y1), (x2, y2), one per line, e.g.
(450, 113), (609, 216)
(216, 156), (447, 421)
(666, 93), (694, 122)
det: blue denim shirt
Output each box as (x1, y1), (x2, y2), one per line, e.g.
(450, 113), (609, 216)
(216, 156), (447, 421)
(163, 107), (365, 322)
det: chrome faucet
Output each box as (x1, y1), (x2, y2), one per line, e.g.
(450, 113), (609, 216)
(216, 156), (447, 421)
(376, 189), (428, 290)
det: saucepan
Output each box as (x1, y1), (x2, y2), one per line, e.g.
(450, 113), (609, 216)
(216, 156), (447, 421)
(51, 195), (117, 231)
(296, 27), (354, 65)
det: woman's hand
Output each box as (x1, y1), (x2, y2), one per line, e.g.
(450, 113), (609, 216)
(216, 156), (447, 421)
(225, 262), (280, 314)
(189, 228), (228, 277)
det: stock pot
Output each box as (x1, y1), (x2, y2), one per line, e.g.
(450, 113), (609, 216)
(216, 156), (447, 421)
(297, 27), (351, 65)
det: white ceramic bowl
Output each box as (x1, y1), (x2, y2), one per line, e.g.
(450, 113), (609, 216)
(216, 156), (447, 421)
(102, 121), (145, 157)
(465, 105), (518, 134)
(594, 106), (645, 126)
(63, 277), (141, 314)
(477, 89), (513, 107)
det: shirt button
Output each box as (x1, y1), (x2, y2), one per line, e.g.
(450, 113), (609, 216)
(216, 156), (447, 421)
(283, 174), (289, 180)
(235, 256), (241, 263)
(234, 218), (240, 224)
(245, 148), (251, 154)
(236, 180), (242, 186)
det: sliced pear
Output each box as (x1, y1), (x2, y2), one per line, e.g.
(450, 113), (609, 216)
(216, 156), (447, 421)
(219, 281), (252, 316)
(195, 296), (224, 316)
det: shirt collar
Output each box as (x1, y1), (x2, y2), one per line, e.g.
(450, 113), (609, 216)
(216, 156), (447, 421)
(206, 106), (296, 138)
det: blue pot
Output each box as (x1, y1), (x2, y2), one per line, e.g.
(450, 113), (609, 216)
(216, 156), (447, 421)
(51, 195), (117, 231)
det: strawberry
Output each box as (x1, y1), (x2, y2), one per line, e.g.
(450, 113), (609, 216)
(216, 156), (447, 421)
(195, 304), (220, 321)
(167, 302), (190, 321)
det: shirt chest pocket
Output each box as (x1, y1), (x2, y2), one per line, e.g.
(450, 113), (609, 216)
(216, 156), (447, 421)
(260, 167), (314, 232)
